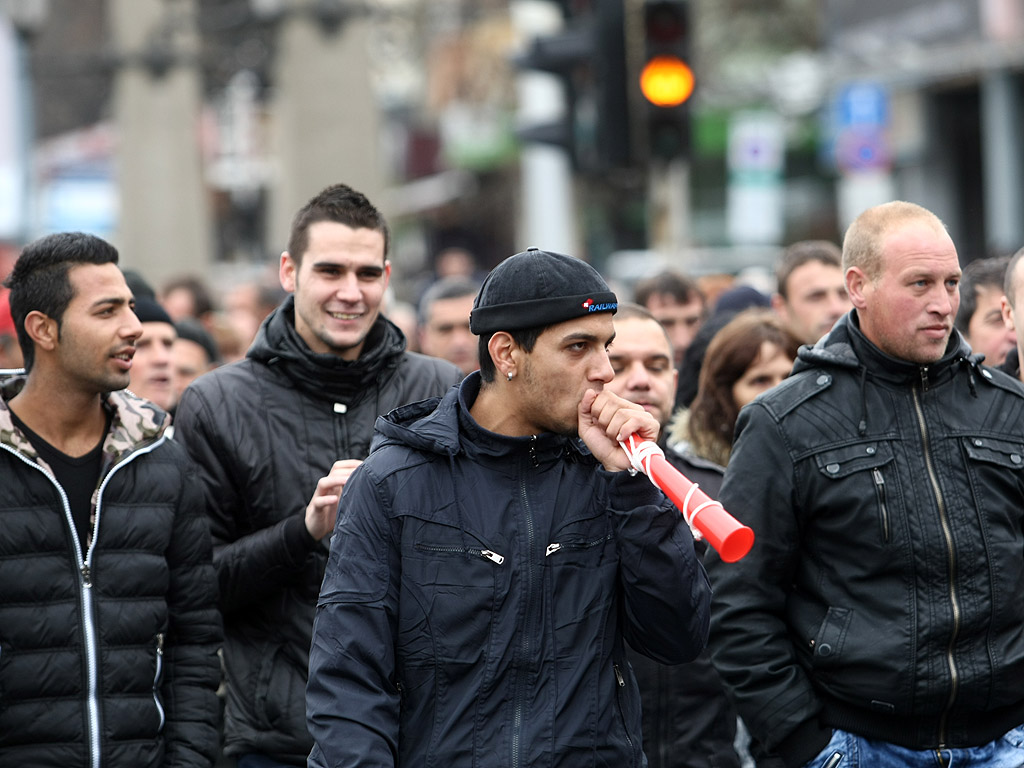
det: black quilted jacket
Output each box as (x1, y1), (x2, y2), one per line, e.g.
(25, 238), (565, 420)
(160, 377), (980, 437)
(0, 377), (221, 768)
(173, 298), (462, 764)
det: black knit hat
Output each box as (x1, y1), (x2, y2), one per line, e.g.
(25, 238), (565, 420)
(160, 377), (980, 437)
(133, 296), (173, 326)
(470, 248), (617, 335)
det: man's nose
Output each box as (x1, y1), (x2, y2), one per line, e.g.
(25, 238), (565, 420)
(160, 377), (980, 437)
(626, 361), (651, 389)
(334, 273), (361, 300)
(123, 311), (143, 340)
(930, 287), (954, 316)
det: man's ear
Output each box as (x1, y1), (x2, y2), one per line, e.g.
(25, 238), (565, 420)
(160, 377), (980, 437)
(279, 252), (297, 293)
(770, 293), (787, 316)
(845, 267), (870, 310)
(1002, 296), (1016, 332)
(23, 310), (57, 353)
(487, 331), (518, 378)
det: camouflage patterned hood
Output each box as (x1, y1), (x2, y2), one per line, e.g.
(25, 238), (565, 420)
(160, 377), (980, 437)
(0, 373), (170, 476)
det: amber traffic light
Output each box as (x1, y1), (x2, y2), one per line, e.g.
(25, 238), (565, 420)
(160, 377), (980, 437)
(641, 0), (693, 160)
(639, 55), (695, 108)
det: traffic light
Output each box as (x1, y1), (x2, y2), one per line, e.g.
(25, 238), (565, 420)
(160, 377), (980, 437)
(513, 1), (635, 171)
(640, 0), (694, 161)
(513, 21), (591, 160)
(591, 0), (632, 169)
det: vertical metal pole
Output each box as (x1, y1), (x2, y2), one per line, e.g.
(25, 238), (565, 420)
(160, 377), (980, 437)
(510, 0), (577, 254)
(981, 70), (1024, 255)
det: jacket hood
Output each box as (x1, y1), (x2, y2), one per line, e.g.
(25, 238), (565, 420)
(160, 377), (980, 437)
(792, 310), (982, 436)
(0, 372), (169, 473)
(372, 372), (589, 466)
(247, 295), (408, 405)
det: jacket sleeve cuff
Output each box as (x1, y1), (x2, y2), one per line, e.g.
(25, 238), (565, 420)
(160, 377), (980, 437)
(598, 467), (666, 512)
(283, 513), (320, 561)
(777, 719), (833, 768)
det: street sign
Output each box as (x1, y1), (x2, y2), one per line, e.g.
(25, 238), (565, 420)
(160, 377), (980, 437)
(831, 81), (890, 173)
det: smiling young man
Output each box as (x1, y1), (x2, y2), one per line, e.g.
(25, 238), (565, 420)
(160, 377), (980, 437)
(173, 185), (462, 768)
(306, 248), (711, 768)
(705, 202), (1024, 768)
(0, 232), (221, 767)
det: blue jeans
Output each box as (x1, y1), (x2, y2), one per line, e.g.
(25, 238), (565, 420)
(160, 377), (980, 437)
(236, 756), (303, 768)
(801, 725), (1024, 768)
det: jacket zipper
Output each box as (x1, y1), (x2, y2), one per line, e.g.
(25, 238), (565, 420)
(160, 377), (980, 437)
(511, 444), (539, 768)
(871, 468), (889, 542)
(1, 435), (167, 768)
(913, 372), (960, 747)
(153, 633), (166, 731)
(415, 543), (505, 564)
(613, 664), (636, 759)
(545, 533), (613, 557)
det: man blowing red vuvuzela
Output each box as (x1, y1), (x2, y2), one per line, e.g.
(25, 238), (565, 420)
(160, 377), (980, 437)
(306, 247), (711, 767)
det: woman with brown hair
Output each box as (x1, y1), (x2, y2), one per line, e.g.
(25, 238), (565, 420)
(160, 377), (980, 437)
(670, 309), (802, 466)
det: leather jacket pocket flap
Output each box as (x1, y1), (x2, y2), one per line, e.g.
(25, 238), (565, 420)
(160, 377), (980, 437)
(964, 436), (1024, 469)
(814, 442), (894, 479)
(811, 606), (852, 667)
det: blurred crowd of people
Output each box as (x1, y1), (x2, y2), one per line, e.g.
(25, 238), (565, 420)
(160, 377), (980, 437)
(2, 188), (1024, 768)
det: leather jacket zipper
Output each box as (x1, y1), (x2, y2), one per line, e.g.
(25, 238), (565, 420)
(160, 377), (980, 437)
(913, 375), (960, 746)
(872, 468), (889, 542)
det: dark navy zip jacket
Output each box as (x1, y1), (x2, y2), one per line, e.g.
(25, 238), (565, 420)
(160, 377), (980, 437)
(307, 373), (710, 767)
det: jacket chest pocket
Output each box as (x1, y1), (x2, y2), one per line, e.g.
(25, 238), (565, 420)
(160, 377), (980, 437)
(399, 518), (508, 672)
(813, 440), (899, 545)
(962, 435), (1024, 539)
(544, 512), (617, 657)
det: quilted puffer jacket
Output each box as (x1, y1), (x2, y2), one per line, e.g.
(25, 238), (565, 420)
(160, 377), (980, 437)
(173, 299), (462, 764)
(0, 375), (221, 768)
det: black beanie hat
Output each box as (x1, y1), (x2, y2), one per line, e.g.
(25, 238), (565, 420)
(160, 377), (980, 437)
(470, 248), (617, 335)
(133, 296), (174, 326)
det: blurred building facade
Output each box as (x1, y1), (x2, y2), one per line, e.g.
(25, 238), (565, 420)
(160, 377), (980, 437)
(2, 0), (1023, 296)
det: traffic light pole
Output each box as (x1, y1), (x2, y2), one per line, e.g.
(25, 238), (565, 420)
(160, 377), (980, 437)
(511, 0), (578, 255)
(648, 156), (691, 255)
(634, 0), (694, 259)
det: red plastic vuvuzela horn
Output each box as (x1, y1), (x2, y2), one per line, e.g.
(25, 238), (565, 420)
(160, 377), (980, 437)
(620, 434), (754, 562)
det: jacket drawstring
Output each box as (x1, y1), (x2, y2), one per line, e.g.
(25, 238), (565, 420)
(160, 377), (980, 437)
(857, 365), (869, 436)
(960, 357), (978, 398)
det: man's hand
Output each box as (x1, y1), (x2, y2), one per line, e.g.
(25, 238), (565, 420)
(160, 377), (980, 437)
(305, 459), (363, 540)
(578, 389), (660, 472)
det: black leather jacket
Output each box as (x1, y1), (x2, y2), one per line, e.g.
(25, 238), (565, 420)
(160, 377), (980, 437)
(705, 312), (1024, 768)
(174, 299), (462, 764)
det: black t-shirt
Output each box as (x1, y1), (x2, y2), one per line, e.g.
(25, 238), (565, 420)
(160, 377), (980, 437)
(10, 409), (108, 552)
